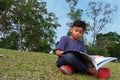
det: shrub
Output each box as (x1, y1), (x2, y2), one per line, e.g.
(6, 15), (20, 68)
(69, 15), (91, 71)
(86, 46), (109, 56)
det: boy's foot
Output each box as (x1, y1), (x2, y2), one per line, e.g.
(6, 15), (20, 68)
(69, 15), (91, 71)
(97, 68), (110, 79)
(60, 65), (74, 75)
(87, 67), (110, 79)
(87, 67), (98, 76)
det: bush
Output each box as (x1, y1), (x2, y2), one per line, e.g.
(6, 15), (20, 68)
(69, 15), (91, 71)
(107, 43), (120, 60)
(86, 46), (109, 56)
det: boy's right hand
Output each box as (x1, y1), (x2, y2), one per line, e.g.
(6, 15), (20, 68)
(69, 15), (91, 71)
(56, 50), (64, 56)
(57, 52), (64, 56)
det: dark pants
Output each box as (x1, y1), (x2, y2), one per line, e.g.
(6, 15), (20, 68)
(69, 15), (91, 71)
(56, 53), (89, 73)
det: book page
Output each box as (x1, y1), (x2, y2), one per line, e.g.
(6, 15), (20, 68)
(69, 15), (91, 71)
(90, 55), (105, 64)
(90, 55), (117, 70)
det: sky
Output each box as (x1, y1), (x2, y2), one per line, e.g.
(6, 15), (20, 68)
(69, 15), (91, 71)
(42, 0), (120, 43)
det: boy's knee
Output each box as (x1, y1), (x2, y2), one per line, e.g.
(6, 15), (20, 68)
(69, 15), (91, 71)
(64, 53), (75, 59)
(64, 53), (76, 62)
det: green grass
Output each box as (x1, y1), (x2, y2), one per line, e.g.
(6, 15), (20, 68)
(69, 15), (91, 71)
(0, 48), (120, 80)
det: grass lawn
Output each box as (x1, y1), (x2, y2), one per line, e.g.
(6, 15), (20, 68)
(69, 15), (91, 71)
(0, 48), (120, 80)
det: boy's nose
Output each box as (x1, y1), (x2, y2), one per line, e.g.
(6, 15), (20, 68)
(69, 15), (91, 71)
(77, 32), (81, 35)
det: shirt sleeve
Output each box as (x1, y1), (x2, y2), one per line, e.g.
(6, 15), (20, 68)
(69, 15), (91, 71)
(56, 36), (67, 51)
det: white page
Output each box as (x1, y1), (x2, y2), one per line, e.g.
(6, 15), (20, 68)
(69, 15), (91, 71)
(90, 55), (117, 70)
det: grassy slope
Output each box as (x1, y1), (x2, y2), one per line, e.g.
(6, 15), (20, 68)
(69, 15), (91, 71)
(0, 48), (120, 80)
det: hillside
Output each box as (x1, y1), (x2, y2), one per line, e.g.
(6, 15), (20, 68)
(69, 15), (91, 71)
(0, 48), (120, 80)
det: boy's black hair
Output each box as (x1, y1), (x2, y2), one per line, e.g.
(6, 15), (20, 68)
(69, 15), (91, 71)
(72, 20), (86, 31)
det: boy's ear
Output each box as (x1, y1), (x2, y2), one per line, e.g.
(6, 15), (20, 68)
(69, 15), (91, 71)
(70, 27), (73, 32)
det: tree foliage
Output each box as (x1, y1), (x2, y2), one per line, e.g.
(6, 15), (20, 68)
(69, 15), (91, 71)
(66, 0), (83, 26)
(86, 45), (109, 56)
(86, 1), (117, 45)
(96, 32), (120, 47)
(96, 32), (120, 59)
(0, 31), (19, 50)
(0, 0), (60, 52)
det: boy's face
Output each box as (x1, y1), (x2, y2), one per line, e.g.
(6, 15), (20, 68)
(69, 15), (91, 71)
(70, 26), (84, 40)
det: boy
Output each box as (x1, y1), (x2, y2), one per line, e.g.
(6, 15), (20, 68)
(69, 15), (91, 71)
(55, 20), (98, 77)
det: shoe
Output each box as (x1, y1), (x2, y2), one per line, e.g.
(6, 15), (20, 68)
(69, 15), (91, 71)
(97, 68), (110, 79)
(60, 65), (74, 75)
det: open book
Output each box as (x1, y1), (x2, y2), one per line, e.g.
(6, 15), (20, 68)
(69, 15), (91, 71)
(63, 51), (117, 70)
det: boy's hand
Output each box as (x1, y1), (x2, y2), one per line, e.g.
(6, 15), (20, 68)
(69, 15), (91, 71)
(56, 50), (64, 56)
(58, 52), (64, 56)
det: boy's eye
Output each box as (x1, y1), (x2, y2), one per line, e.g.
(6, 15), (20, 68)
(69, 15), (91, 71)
(75, 29), (84, 34)
(79, 32), (84, 34)
(75, 29), (79, 32)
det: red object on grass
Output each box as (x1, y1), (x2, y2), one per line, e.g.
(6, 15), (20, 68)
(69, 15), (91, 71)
(60, 65), (74, 75)
(97, 68), (110, 79)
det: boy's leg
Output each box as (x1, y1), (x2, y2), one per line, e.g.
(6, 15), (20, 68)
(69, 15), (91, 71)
(87, 67), (98, 76)
(56, 53), (102, 78)
(57, 53), (89, 73)
(56, 56), (67, 68)
(65, 53), (98, 75)
(66, 53), (89, 72)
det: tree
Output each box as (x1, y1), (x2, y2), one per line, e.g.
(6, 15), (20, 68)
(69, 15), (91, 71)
(86, 1), (117, 45)
(86, 45), (109, 56)
(87, 32), (120, 57)
(0, 0), (60, 52)
(0, 31), (19, 50)
(96, 32), (120, 58)
(96, 32), (120, 48)
(66, 0), (83, 26)
(110, 43), (120, 61)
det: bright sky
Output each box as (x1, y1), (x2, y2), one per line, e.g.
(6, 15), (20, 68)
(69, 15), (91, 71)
(43, 0), (120, 43)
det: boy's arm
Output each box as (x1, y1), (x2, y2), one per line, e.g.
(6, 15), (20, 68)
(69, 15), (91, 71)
(55, 49), (64, 56)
